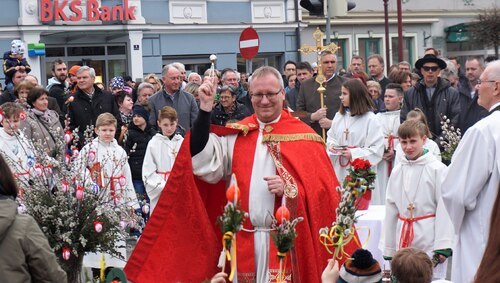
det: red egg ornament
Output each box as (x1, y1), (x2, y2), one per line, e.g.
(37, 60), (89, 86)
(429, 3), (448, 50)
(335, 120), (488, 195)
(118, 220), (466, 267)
(94, 220), (103, 233)
(226, 184), (240, 202)
(275, 206), (290, 224)
(62, 247), (71, 260)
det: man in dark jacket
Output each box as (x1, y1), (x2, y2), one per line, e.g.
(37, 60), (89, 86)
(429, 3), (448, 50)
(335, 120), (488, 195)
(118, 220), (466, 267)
(401, 54), (461, 144)
(68, 66), (121, 147)
(46, 59), (69, 112)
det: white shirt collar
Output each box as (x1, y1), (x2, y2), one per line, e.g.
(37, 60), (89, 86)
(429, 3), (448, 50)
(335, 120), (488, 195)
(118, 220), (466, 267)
(489, 101), (500, 112)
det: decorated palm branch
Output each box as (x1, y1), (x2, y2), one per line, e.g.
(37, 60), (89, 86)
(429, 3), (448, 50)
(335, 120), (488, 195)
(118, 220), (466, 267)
(216, 174), (247, 281)
(271, 204), (303, 283)
(319, 158), (376, 260)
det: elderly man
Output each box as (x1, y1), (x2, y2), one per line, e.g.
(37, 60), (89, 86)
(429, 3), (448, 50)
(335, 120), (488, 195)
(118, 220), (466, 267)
(125, 66), (357, 282)
(400, 54), (461, 144)
(187, 72), (202, 84)
(148, 64), (198, 132)
(134, 82), (155, 111)
(296, 51), (346, 136)
(442, 60), (500, 283)
(221, 68), (247, 101)
(68, 66), (120, 146)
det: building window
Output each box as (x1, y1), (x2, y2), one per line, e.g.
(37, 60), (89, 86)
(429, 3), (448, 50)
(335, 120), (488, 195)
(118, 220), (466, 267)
(391, 37), (414, 65)
(237, 53), (281, 74)
(358, 38), (381, 72)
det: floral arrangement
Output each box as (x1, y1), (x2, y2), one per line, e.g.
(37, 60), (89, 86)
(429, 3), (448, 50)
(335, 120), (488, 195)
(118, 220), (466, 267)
(5, 118), (142, 283)
(343, 158), (376, 190)
(319, 158), (376, 260)
(439, 115), (462, 161)
(271, 205), (303, 283)
(216, 174), (247, 282)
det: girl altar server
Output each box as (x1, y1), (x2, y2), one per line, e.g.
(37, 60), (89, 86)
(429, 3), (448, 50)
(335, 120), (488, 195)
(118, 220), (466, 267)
(143, 106), (184, 213)
(326, 79), (385, 203)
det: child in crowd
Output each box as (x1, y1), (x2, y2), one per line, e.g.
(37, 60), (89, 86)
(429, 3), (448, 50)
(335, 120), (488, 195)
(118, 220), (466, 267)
(383, 120), (453, 280)
(375, 83), (404, 202)
(391, 248), (452, 283)
(394, 109), (441, 165)
(78, 113), (139, 269)
(3, 40), (31, 91)
(0, 102), (34, 188)
(124, 105), (156, 209)
(143, 106), (183, 213)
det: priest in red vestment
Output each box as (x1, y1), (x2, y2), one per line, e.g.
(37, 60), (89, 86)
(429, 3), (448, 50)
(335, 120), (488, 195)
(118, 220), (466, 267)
(125, 66), (358, 282)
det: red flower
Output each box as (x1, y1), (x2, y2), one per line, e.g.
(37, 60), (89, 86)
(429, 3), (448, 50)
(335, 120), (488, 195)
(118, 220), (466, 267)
(363, 159), (372, 170)
(345, 175), (353, 182)
(351, 158), (366, 170)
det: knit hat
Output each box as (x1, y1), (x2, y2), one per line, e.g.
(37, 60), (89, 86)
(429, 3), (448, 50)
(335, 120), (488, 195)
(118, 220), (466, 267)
(68, 65), (81, 76)
(132, 105), (150, 122)
(111, 76), (125, 90)
(11, 40), (25, 55)
(338, 249), (383, 283)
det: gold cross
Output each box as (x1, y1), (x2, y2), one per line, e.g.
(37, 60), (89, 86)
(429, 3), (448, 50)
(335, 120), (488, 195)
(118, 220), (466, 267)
(344, 128), (350, 141)
(407, 203), (415, 219)
(298, 27), (340, 141)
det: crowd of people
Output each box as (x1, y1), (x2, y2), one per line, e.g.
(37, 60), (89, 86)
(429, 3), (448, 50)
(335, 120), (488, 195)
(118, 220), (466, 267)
(0, 40), (499, 282)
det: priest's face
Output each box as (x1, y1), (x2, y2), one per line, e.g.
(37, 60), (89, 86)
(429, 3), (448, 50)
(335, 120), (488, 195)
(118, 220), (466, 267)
(476, 68), (499, 110)
(400, 134), (427, 160)
(250, 72), (285, 123)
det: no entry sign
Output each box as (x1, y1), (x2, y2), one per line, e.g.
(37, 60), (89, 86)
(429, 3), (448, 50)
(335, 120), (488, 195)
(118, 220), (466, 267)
(239, 27), (260, 60)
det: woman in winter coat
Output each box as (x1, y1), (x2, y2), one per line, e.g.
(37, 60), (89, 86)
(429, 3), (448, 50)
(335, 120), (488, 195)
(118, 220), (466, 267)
(0, 154), (67, 282)
(20, 87), (64, 158)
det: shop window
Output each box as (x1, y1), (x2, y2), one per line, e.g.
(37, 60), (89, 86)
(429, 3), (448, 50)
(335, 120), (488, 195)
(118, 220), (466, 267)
(391, 37), (414, 65)
(108, 46), (126, 55)
(237, 53), (281, 74)
(67, 46), (105, 56)
(358, 38), (381, 72)
(46, 47), (65, 57)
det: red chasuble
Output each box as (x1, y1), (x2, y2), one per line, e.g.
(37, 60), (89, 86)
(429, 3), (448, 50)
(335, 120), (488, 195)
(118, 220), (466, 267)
(125, 110), (359, 282)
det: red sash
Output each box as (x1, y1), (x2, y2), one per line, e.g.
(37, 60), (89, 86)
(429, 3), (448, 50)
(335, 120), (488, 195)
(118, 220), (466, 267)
(156, 170), (171, 181)
(385, 135), (398, 176)
(398, 213), (436, 249)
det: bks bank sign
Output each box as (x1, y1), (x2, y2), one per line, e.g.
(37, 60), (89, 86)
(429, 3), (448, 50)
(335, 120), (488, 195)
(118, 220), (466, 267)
(40, 0), (136, 22)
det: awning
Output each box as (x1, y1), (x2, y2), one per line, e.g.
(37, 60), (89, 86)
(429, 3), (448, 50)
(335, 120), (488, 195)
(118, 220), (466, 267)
(445, 23), (471, 42)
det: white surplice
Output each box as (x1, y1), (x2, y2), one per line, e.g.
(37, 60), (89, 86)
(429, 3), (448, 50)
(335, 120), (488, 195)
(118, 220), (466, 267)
(192, 117), (279, 283)
(142, 133), (183, 213)
(441, 107), (500, 283)
(394, 138), (442, 166)
(383, 152), (454, 279)
(326, 111), (385, 204)
(78, 138), (139, 268)
(375, 110), (401, 204)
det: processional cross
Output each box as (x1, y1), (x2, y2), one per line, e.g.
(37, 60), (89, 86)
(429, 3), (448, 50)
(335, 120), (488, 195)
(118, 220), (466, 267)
(298, 27), (340, 141)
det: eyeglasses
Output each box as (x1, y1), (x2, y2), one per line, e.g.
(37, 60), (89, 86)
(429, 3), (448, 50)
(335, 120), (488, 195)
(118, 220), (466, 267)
(219, 96), (232, 100)
(421, 66), (440, 72)
(251, 88), (282, 100)
(476, 79), (497, 85)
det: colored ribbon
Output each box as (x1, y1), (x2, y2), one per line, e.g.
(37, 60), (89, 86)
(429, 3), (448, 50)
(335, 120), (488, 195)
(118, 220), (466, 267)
(156, 170), (171, 182)
(222, 231), (236, 281)
(319, 224), (356, 260)
(109, 175), (125, 205)
(398, 213), (436, 249)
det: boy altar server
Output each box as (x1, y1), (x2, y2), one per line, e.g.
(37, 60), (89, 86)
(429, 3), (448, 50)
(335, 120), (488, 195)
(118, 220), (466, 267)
(78, 113), (139, 268)
(383, 120), (453, 280)
(375, 83), (403, 202)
